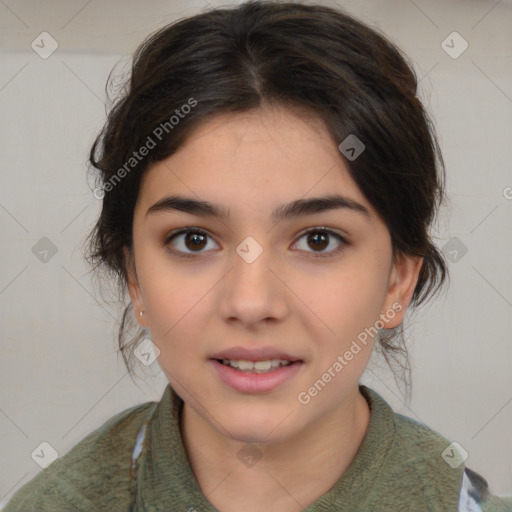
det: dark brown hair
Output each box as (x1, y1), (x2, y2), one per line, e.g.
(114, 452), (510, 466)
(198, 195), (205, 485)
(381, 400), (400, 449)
(85, 0), (448, 396)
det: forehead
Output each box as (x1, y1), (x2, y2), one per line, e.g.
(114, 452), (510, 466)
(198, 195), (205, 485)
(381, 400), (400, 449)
(137, 106), (373, 217)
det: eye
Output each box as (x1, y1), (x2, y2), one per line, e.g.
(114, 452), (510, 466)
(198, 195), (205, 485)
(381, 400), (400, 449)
(164, 226), (348, 260)
(293, 228), (348, 257)
(164, 228), (219, 258)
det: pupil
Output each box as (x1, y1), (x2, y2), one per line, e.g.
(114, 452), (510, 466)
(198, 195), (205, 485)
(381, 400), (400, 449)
(309, 232), (328, 251)
(187, 232), (206, 250)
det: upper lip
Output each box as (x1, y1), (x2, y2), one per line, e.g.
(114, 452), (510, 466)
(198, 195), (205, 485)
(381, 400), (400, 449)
(210, 346), (302, 362)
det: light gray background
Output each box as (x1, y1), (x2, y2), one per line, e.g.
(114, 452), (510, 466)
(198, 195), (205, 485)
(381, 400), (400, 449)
(1, 0), (511, 506)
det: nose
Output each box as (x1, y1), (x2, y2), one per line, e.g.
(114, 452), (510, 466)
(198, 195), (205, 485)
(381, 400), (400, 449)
(218, 240), (289, 328)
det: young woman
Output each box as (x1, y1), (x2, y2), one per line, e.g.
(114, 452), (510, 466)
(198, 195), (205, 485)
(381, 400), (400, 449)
(4, 1), (510, 511)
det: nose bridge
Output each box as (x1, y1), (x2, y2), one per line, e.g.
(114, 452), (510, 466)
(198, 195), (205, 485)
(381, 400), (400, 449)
(219, 235), (287, 324)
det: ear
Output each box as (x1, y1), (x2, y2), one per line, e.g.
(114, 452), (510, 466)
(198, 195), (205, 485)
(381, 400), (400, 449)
(380, 254), (423, 329)
(123, 246), (148, 328)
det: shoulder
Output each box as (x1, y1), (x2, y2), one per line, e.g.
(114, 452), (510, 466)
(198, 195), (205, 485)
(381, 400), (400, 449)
(363, 404), (465, 509)
(393, 411), (457, 464)
(3, 399), (157, 512)
(388, 411), (511, 511)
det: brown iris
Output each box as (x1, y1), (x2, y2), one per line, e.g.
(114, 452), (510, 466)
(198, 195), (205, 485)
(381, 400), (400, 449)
(307, 232), (329, 251)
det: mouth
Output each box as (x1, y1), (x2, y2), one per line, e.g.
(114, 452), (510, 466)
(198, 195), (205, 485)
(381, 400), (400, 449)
(213, 358), (300, 374)
(208, 346), (304, 392)
(208, 352), (304, 393)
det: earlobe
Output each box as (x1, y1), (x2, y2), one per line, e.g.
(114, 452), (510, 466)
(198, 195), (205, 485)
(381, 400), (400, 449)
(123, 246), (148, 327)
(381, 255), (423, 329)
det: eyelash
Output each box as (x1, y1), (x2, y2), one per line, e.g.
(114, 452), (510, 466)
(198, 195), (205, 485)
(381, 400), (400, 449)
(163, 227), (348, 260)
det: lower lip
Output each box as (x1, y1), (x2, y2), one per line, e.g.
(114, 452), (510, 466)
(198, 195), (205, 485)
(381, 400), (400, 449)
(209, 359), (303, 393)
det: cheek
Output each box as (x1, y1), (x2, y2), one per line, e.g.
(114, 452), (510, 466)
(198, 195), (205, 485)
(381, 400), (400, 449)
(294, 255), (390, 343)
(134, 249), (202, 348)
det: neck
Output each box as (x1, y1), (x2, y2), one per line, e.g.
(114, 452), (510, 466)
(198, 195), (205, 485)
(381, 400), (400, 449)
(180, 385), (371, 512)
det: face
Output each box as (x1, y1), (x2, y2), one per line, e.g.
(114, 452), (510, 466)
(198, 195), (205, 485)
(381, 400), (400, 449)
(126, 106), (421, 444)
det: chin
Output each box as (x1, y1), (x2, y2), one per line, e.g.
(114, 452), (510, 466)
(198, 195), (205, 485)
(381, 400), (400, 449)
(226, 428), (289, 446)
(217, 409), (297, 445)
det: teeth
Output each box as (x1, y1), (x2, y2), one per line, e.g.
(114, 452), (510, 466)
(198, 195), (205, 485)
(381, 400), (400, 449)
(238, 360), (254, 371)
(254, 360), (272, 370)
(220, 359), (293, 373)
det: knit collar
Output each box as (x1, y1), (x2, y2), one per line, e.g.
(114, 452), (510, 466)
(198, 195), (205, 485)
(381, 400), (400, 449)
(134, 382), (396, 511)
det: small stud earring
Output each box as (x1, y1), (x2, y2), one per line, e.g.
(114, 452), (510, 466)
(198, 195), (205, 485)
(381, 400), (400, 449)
(139, 311), (144, 317)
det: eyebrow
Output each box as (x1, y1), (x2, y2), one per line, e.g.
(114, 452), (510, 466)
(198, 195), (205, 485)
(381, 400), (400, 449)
(146, 194), (371, 222)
